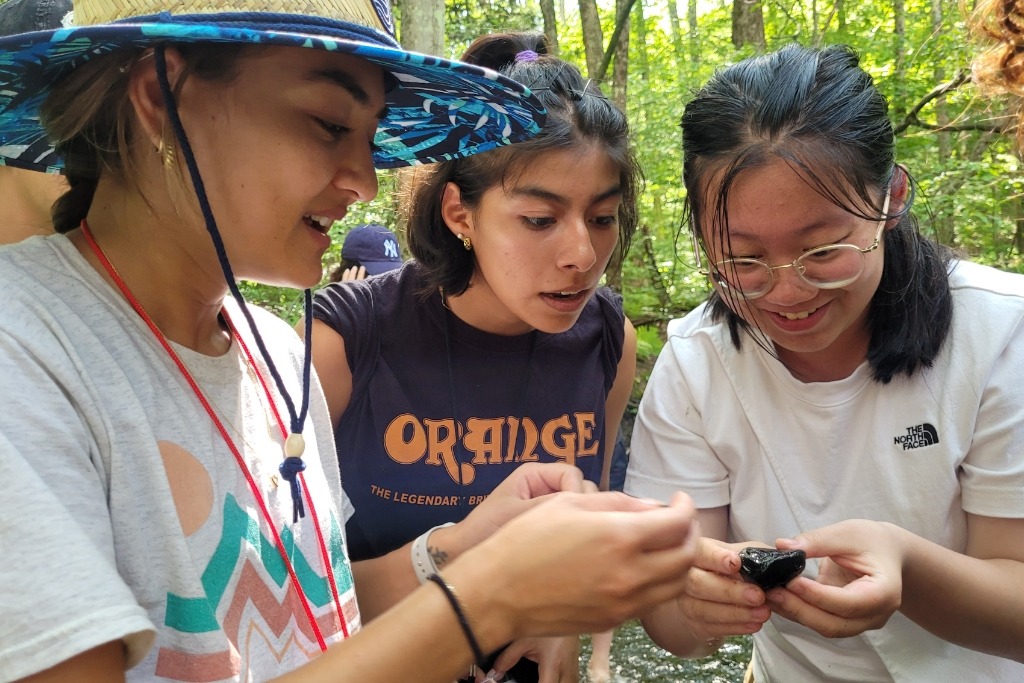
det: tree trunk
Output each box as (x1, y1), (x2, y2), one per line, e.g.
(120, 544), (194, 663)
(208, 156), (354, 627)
(667, 0), (686, 84)
(612, 0), (630, 110)
(891, 0), (907, 120)
(639, 222), (671, 314)
(732, 0), (766, 52)
(596, 0), (638, 83)
(634, 0), (650, 81)
(931, 131), (998, 250)
(397, 0), (444, 55)
(687, 0), (700, 67)
(931, 0), (954, 245)
(579, 0), (605, 79)
(540, 0), (560, 56)
(813, 0), (840, 46)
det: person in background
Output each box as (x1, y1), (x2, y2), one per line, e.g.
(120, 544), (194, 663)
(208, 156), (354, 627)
(627, 43), (1024, 681)
(307, 31), (640, 683)
(0, 0), (704, 680)
(0, 0), (69, 244)
(329, 222), (404, 282)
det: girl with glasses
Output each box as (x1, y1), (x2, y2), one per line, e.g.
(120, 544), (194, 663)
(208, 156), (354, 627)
(626, 43), (1024, 681)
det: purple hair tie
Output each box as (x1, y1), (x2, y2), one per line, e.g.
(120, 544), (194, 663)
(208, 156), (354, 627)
(515, 50), (540, 63)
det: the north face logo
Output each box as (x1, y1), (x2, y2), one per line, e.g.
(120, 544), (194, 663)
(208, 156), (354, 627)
(894, 423), (939, 450)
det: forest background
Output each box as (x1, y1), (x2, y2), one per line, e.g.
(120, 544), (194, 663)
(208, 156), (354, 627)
(241, 0), (1020, 421)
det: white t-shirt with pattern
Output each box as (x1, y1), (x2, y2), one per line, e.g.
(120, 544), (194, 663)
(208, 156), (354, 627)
(0, 234), (359, 682)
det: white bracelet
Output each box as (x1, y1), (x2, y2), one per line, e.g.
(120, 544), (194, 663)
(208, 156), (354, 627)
(411, 521), (455, 584)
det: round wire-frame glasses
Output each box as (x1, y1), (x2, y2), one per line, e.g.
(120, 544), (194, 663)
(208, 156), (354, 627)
(702, 191), (891, 301)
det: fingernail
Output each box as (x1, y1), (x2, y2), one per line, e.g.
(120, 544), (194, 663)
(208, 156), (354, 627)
(482, 670), (504, 683)
(723, 554), (740, 573)
(744, 589), (762, 606)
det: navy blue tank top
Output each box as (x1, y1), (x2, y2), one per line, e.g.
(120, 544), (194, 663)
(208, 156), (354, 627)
(312, 262), (625, 561)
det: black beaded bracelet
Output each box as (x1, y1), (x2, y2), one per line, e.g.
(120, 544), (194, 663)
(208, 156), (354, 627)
(426, 572), (487, 669)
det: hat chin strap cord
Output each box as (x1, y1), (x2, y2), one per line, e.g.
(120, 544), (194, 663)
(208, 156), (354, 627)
(154, 44), (314, 523)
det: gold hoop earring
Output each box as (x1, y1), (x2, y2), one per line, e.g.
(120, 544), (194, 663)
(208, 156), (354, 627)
(458, 234), (472, 251)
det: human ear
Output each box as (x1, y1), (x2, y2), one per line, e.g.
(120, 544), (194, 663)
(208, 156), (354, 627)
(440, 182), (474, 239)
(126, 47), (187, 152)
(886, 164), (910, 228)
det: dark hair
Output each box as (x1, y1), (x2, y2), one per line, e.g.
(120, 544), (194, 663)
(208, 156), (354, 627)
(682, 43), (953, 383)
(403, 31), (642, 296)
(41, 44), (254, 234)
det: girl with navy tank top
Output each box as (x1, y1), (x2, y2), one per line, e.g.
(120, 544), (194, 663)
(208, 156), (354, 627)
(308, 31), (642, 683)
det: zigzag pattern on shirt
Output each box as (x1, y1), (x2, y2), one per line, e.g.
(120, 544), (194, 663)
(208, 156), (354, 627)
(156, 557), (359, 680)
(164, 494), (354, 633)
(154, 494), (358, 679)
(222, 559), (350, 645)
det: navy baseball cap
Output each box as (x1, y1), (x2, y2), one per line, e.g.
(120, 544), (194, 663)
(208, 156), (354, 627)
(341, 224), (404, 276)
(0, 0), (71, 36)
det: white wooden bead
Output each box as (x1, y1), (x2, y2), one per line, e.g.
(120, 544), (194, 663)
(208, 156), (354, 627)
(284, 432), (305, 457)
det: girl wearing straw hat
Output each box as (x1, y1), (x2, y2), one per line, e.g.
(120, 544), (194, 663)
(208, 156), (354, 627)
(0, 2), (706, 681)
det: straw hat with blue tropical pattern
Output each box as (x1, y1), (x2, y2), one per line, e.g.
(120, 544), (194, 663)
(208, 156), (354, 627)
(0, 0), (546, 173)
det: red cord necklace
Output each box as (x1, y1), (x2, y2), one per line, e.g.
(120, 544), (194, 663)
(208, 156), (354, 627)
(79, 220), (349, 648)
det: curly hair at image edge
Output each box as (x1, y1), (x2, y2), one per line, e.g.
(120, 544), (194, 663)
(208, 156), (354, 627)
(973, 0), (1024, 86)
(970, 0), (1024, 148)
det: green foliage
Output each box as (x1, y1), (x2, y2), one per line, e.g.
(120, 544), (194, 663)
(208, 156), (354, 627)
(241, 0), (1023, 387)
(444, 0), (542, 56)
(237, 282), (306, 326)
(635, 323), (663, 361)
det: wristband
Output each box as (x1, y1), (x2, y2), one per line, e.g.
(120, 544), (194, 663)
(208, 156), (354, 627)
(426, 572), (487, 670)
(411, 521), (455, 584)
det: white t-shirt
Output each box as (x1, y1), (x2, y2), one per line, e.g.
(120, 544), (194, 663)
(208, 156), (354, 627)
(0, 235), (359, 682)
(626, 260), (1024, 682)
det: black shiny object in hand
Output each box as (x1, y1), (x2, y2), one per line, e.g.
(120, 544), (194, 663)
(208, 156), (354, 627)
(738, 547), (806, 590)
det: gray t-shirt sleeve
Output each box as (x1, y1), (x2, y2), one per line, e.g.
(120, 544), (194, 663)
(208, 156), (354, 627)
(0, 432), (155, 680)
(0, 330), (154, 680)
